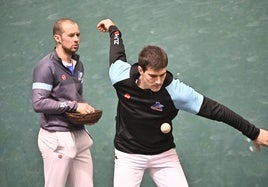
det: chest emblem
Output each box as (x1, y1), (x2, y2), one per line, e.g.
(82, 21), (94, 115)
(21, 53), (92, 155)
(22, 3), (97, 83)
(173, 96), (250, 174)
(124, 93), (131, 99)
(61, 74), (66, 80)
(78, 71), (83, 81)
(151, 102), (164, 112)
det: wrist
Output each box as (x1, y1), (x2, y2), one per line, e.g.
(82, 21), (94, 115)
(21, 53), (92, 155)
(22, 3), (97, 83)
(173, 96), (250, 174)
(109, 25), (119, 35)
(73, 101), (78, 112)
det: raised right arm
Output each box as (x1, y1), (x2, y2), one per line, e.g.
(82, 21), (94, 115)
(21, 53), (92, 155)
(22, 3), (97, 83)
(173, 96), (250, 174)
(97, 19), (127, 65)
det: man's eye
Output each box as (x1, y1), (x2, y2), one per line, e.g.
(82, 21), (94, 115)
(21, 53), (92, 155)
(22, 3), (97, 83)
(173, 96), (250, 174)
(68, 33), (80, 37)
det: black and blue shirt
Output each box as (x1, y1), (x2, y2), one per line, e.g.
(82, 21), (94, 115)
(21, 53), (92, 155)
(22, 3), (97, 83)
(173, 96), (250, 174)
(108, 26), (259, 155)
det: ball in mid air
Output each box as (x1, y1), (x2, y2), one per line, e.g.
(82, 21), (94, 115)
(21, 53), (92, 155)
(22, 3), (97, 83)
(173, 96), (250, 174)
(161, 123), (171, 134)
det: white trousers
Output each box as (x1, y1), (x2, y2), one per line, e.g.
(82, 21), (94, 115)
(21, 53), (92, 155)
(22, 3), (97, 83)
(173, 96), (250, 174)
(114, 148), (188, 187)
(38, 128), (94, 187)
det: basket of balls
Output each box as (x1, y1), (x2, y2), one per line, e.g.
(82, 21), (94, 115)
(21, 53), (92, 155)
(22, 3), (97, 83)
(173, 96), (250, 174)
(65, 110), (103, 125)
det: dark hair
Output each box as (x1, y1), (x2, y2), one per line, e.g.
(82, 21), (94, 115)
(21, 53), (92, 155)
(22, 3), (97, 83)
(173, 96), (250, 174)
(53, 18), (77, 35)
(138, 45), (168, 71)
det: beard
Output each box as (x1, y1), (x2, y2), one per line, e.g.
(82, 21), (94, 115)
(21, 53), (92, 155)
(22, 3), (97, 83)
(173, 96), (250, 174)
(62, 44), (79, 55)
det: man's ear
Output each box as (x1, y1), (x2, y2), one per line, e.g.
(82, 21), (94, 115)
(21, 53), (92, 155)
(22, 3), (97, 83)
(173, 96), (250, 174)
(54, 34), (61, 44)
(138, 66), (144, 75)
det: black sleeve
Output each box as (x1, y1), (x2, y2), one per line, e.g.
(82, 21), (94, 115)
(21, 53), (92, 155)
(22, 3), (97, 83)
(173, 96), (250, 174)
(197, 96), (260, 140)
(108, 26), (127, 65)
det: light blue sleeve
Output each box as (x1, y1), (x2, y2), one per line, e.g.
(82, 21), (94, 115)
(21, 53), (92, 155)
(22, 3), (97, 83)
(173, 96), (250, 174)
(166, 79), (204, 114)
(109, 60), (131, 85)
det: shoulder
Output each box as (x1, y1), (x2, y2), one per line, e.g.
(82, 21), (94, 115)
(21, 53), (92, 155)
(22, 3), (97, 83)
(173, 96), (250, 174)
(109, 60), (132, 85)
(165, 77), (204, 113)
(34, 53), (53, 71)
(33, 52), (57, 81)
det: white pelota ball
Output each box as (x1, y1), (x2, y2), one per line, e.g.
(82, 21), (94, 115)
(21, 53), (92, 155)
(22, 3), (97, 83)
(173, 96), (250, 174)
(161, 123), (171, 134)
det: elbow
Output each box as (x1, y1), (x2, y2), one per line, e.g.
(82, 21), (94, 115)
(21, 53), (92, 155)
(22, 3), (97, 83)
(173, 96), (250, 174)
(32, 101), (43, 113)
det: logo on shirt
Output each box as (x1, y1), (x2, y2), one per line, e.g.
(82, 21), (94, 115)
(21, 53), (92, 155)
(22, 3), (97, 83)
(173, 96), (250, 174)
(151, 102), (164, 112)
(114, 31), (120, 45)
(78, 71), (83, 81)
(59, 102), (68, 108)
(124, 93), (131, 99)
(61, 74), (66, 80)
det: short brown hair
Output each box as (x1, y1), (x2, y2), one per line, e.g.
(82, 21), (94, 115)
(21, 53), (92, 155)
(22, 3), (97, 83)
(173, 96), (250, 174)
(138, 45), (168, 71)
(53, 18), (77, 35)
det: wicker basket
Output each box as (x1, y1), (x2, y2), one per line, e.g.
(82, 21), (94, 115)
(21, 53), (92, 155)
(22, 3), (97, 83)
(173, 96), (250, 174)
(65, 110), (103, 125)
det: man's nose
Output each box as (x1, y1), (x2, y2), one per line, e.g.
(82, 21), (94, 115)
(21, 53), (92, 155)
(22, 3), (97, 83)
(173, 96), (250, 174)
(155, 76), (162, 84)
(74, 35), (80, 41)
